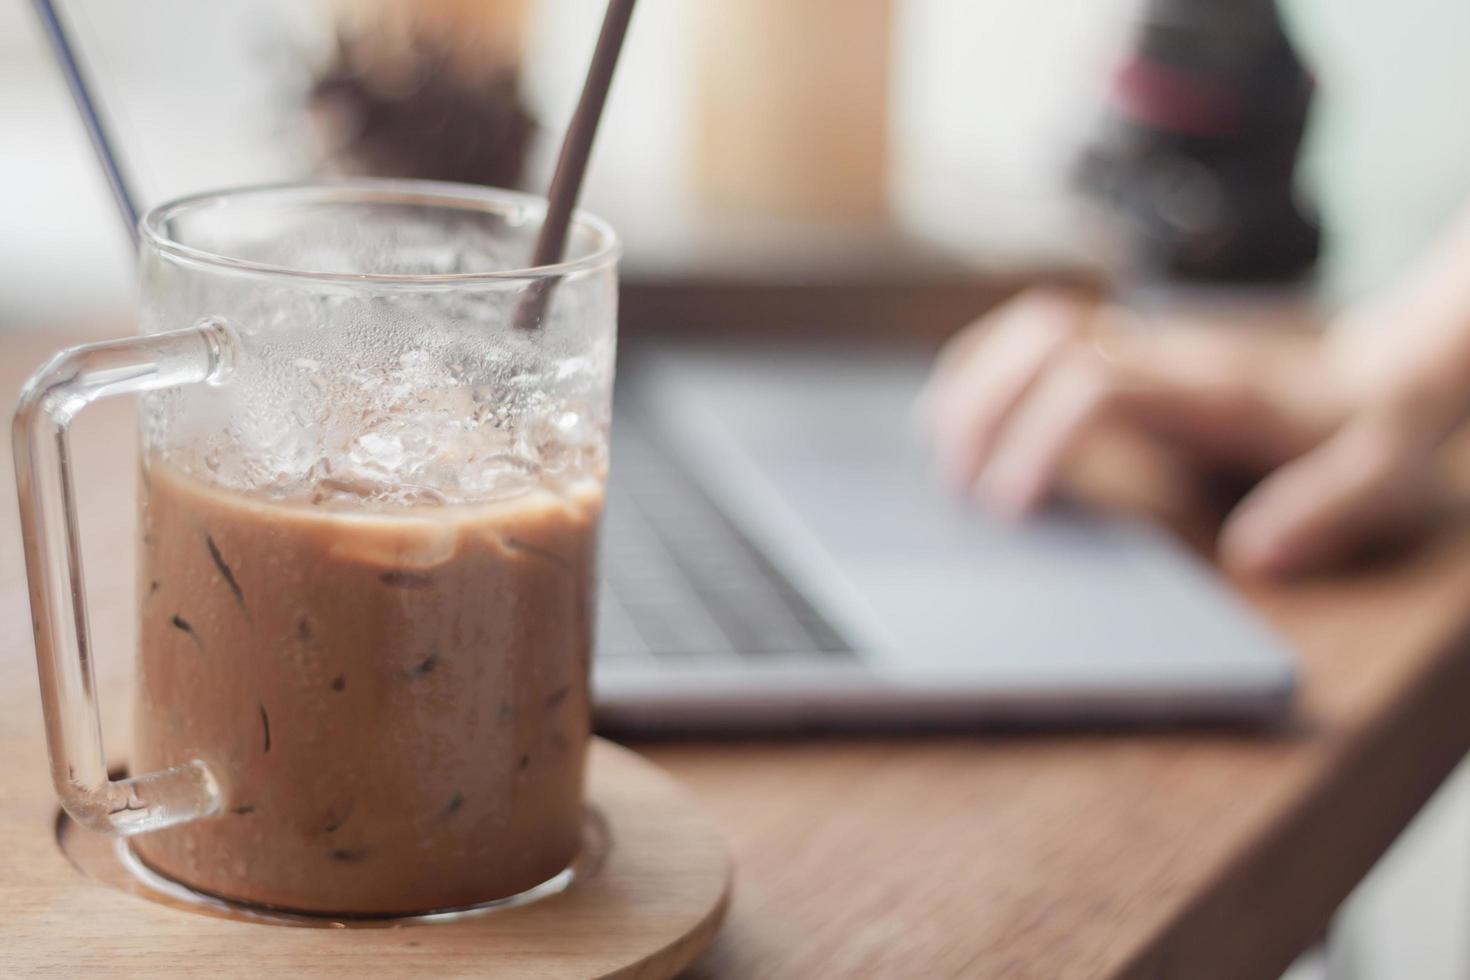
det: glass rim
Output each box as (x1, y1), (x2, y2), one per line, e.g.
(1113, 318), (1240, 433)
(140, 178), (620, 286)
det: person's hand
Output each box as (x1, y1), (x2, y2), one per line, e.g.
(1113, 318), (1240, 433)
(918, 288), (1457, 578)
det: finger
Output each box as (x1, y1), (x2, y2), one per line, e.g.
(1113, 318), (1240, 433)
(930, 316), (1076, 491)
(971, 344), (1120, 516)
(925, 287), (1086, 388)
(923, 310), (997, 390)
(973, 338), (1246, 516)
(1085, 326), (1331, 467)
(923, 293), (1092, 493)
(918, 289), (1093, 433)
(1219, 416), (1430, 577)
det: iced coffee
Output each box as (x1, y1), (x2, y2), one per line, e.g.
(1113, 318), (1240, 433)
(132, 461), (601, 915)
(8, 182), (618, 917)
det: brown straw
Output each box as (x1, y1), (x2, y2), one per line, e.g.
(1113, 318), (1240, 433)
(514, 0), (637, 330)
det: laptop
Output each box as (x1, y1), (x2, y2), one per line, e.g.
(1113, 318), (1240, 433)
(592, 344), (1297, 731)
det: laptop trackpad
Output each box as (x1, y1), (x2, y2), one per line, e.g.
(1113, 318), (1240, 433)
(762, 437), (1285, 668)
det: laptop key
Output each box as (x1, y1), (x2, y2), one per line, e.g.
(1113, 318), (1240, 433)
(598, 414), (855, 660)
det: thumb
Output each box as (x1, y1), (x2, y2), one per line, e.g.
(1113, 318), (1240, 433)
(1219, 415), (1432, 577)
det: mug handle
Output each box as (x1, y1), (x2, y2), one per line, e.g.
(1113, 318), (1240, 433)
(12, 319), (234, 835)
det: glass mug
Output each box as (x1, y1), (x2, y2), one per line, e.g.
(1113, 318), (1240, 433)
(12, 180), (618, 916)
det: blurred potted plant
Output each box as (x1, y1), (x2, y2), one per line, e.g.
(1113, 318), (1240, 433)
(308, 0), (535, 189)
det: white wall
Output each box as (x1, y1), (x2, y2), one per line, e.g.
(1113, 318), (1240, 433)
(1288, 0), (1470, 299)
(889, 0), (1138, 261)
(0, 0), (322, 327)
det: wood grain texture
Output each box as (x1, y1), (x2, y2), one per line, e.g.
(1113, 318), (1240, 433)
(5, 328), (1470, 979)
(0, 332), (728, 979)
(34, 737), (729, 979)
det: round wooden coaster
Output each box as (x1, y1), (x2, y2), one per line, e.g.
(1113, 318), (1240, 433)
(52, 739), (732, 979)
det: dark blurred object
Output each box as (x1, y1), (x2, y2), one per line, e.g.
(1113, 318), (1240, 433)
(1077, 0), (1321, 285)
(308, 0), (534, 189)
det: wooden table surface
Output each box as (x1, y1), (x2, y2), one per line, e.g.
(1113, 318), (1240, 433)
(4, 328), (1470, 979)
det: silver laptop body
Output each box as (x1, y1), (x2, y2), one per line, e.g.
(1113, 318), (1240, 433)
(592, 345), (1296, 731)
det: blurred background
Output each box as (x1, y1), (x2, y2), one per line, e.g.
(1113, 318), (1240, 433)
(5, 0), (1470, 330)
(4, 1), (1470, 976)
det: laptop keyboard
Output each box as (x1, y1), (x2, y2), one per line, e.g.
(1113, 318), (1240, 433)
(597, 417), (854, 663)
